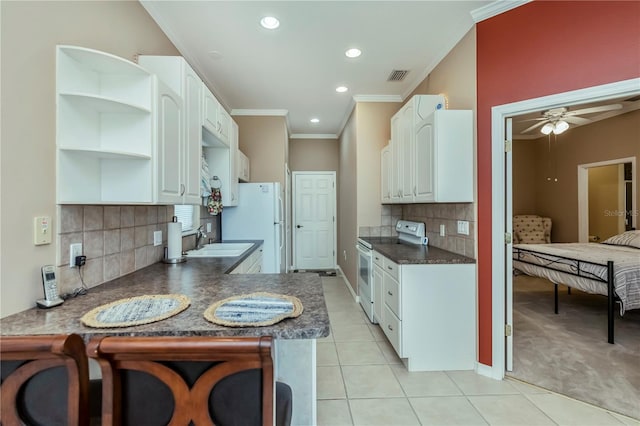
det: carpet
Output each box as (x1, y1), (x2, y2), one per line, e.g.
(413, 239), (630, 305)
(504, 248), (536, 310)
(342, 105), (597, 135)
(509, 275), (640, 419)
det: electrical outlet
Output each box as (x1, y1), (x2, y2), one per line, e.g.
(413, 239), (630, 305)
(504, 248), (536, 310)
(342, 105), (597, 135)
(206, 223), (212, 232)
(440, 224), (446, 237)
(69, 243), (82, 268)
(153, 231), (162, 247)
(343, 250), (347, 261)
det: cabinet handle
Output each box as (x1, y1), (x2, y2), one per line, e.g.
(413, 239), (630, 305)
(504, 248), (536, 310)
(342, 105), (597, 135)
(387, 266), (393, 271)
(180, 184), (185, 196)
(387, 324), (393, 331)
(374, 257), (379, 261)
(414, 186), (416, 196)
(387, 290), (393, 296)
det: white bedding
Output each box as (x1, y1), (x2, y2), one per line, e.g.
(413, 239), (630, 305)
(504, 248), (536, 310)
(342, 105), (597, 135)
(513, 243), (640, 314)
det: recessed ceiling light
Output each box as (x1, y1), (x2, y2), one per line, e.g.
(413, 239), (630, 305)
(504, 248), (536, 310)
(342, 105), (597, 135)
(345, 48), (362, 58)
(336, 86), (348, 93)
(310, 118), (320, 123)
(260, 16), (280, 29)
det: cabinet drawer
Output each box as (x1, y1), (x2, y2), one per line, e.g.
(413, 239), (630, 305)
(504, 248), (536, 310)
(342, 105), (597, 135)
(373, 251), (384, 268)
(384, 276), (401, 319)
(382, 304), (402, 356)
(383, 258), (399, 281)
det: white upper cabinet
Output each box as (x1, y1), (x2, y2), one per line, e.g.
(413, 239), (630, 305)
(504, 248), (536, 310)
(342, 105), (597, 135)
(238, 149), (250, 182)
(202, 84), (230, 146)
(383, 95), (472, 204)
(228, 120), (239, 206)
(414, 110), (473, 203)
(138, 55), (202, 204)
(381, 143), (391, 202)
(56, 45), (154, 204)
(154, 80), (183, 203)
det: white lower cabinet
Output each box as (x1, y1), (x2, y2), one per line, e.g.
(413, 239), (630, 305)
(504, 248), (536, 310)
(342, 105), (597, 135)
(229, 245), (263, 274)
(374, 251), (476, 371)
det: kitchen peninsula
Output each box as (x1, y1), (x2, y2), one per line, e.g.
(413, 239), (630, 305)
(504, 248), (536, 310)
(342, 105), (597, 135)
(0, 242), (329, 425)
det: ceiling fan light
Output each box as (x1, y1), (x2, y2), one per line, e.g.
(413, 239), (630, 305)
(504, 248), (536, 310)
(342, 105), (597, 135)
(541, 123), (554, 135)
(553, 120), (569, 134)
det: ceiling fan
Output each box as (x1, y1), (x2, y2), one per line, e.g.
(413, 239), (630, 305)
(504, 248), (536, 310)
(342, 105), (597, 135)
(520, 103), (623, 135)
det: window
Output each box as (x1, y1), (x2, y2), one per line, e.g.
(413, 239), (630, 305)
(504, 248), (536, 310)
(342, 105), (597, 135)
(174, 205), (198, 233)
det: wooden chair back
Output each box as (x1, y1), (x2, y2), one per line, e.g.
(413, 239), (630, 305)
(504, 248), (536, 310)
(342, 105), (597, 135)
(86, 336), (275, 426)
(0, 334), (90, 426)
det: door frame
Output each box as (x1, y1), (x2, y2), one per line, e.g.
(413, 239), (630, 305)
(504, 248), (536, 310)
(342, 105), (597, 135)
(487, 78), (640, 380)
(291, 171), (337, 270)
(577, 157), (637, 242)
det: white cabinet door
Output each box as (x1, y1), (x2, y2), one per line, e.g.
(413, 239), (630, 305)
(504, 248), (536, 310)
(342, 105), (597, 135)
(400, 103), (414, 202)
(183, 64), (203, 204)
(156, 81), (183, 203)
(373, 263), (384, 323)
(238, 150), (250, 182)
(390, 115), (402, 203)
(414, 119), (435, 202)
(381, 144), (391, 203)
(202, 84), (220, 138)
(217, 106), (230, 145)
(227, 120), (239, 206)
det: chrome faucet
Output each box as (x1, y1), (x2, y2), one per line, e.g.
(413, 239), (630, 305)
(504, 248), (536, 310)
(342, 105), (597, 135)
(195, 225), (207, 249)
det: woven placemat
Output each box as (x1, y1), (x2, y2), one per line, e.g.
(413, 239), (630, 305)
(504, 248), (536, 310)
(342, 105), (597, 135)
(204, 292), (303, 327)
(81, 294), (190, 328)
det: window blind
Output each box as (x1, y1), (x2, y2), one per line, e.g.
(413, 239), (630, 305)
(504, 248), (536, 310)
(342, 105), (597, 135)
(174, 205), (195, 232)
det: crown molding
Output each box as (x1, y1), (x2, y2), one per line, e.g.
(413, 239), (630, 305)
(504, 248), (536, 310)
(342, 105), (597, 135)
(290, 134), (339, 140)
(230, 109), (289, 116)
(352, 95), (403, 103)
(470, 0), (531, 23)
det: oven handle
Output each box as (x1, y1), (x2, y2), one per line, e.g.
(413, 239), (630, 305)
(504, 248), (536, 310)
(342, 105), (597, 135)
(355, 244), (372, 257)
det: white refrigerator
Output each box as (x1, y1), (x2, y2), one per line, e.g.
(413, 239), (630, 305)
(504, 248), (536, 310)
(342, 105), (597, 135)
(222, 182), (285, 273)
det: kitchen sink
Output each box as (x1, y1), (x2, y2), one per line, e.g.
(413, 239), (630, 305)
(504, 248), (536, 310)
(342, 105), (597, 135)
(185, 242), (254, 258)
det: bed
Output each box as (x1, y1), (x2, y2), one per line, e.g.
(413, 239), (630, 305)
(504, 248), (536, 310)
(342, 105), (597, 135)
(512, 230), (640, 344)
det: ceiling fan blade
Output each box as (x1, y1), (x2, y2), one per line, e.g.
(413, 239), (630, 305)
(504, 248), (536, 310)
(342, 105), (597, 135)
(521, 120), (547, 133)
(519, 117), (547, 122)
(563, 116), (592, 125)
(566, 104), (622, 115)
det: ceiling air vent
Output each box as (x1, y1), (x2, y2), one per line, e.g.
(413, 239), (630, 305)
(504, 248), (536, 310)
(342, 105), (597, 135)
(387, 69), (409, 82)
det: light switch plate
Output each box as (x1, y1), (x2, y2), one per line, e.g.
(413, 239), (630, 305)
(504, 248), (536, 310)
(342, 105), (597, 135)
(439, 224), (446, 237)
(206, 223), (212, 232)
(153, 230), (162, 246)
(33, 216), (52, 245)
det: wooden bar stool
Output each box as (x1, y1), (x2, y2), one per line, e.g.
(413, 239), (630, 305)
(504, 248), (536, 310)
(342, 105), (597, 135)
(87, 335), (292, 426)
(0, 334), (92, 426)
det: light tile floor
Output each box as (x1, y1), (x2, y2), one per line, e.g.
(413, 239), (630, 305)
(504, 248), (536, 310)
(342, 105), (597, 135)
(317, 274), (639, 426)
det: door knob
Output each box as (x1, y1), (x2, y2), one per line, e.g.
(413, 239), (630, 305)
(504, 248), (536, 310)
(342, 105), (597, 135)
(296, 225), (303, 228)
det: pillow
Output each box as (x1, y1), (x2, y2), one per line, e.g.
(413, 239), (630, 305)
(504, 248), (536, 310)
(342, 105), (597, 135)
(516, 230), (547, 244)
(601, 230), (640, 249)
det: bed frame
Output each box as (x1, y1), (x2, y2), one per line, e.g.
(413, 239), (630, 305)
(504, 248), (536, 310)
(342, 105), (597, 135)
(513, 246), (616, 344)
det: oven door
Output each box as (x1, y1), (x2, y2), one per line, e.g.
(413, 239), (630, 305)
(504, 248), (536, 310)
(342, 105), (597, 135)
(356, 242), (375, 323)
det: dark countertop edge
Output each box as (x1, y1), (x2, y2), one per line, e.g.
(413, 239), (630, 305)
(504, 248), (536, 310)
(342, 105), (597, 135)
(361, 237), (476, 265)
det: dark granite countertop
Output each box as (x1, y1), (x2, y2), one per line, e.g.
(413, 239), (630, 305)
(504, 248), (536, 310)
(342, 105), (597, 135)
(0, 241), (329, 341)
(360, 237), (475, 265)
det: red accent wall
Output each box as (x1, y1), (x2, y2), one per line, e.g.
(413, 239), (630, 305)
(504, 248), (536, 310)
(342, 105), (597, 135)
(476, 1), (640, 365)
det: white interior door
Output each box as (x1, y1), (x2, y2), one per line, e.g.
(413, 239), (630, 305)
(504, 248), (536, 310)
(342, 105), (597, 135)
(293, 172), (336, 270)
(505, 118), (514, 372)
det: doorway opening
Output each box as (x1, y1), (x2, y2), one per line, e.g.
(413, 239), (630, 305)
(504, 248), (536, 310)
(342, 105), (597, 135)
(577, 157), (637, 243)
(490, 78), (640, 418)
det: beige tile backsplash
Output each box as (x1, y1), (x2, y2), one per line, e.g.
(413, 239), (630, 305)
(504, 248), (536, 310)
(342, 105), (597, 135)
(360, 203), (476, 259)
(57, 204), (221, 294)
(403, 203), (475, 258)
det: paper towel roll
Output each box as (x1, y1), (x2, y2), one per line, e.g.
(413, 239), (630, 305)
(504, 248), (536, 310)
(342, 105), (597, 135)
(167, 221), (183, 260)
